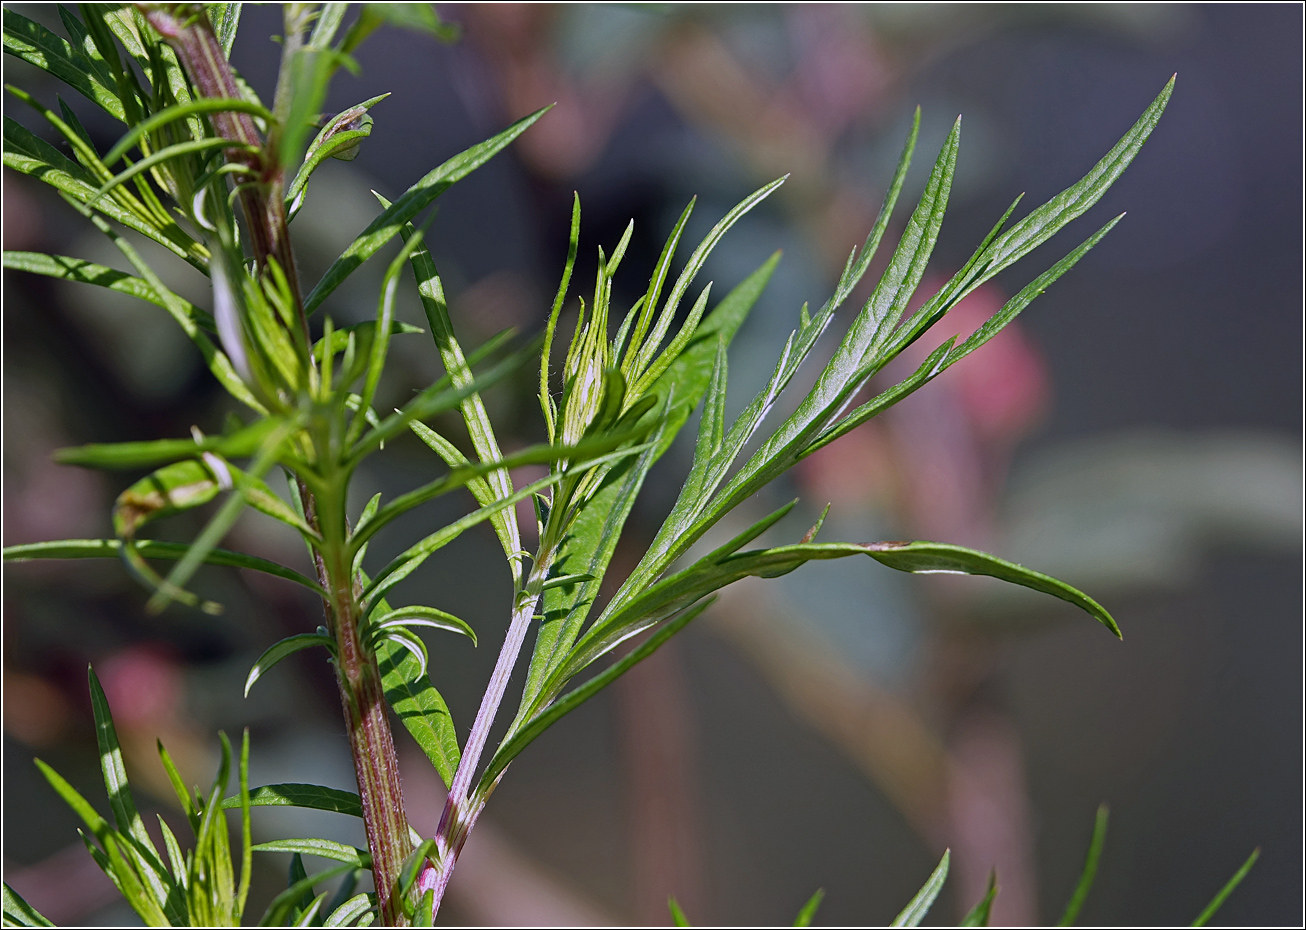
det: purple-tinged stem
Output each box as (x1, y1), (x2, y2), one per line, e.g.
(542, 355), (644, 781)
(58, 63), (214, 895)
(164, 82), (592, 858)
(422, 558), (551, 916)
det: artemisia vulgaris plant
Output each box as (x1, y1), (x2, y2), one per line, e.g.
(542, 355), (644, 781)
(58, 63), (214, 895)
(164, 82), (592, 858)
(1, 4), (1257, 927)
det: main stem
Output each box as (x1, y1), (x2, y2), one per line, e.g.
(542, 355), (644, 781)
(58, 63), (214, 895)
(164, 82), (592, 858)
(150, 10), (414, 924)
(304, 487), (413, 926)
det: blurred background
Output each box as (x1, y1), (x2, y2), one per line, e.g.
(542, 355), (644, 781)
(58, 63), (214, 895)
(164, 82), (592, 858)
(3, 3), (1301, 926)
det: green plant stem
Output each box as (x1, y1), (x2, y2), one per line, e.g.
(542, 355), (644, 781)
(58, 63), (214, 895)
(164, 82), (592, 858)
(302, 480), (414, 926)
(145, 9), (411, 921)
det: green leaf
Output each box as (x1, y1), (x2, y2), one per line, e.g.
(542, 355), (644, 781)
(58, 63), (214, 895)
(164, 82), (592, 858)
(251, 839), (371, 869)
(288, 93), (388, 214)
(113, 459), (220, 538)
(389, 198), (521, 563)
(378, 626), (430, 678)
(304, 105), (550, 313)
(339, 4), (459, 54)
(3, 251), (216, 331)
(260, 863), (357, 928)
(864, 540), (1121, 638)
(236, 729), (253, 919)
(2, 883), (54, 927)
(324, 893), (373, 928)
(3, 538), (325, 595)
(626, 179), (786, 397)
(294, 891), (330, 927)
(147, 419), (297, 613)
(377, 634), (461, 789)
(668, 897), (691, 927)
(891, 849), (950, 927)
(349, 333), (537, 459)
(207, 3), (244, 57)
(793, 888), (825, 927)
(701, 117), (959, 535)
(221, 784), (363, 818)
(1057, 804), (1108, 926)
(3, 7), (125, 120)
(313, 319), (422, 362)
(244, 633), (335, 697)
(615, 113), (918, 605)
(541, 193), (582, 441)
(346, 224), (432, 448)
(3, 117), (203, 268)
(515, 419), (668, 725)
(88, 667), (182, 922)
(33, 759), (170, 926)
(355, 436), (641, 580)
(1191, 848), (1259, 927)
(278, 44), (350, 171)
(394, 840), (439, 910)
(56, 418), (278, 470)
(961, 872), (998, 927)
(101, 98), (271, 167)
(984, 77), (1173, 279)
(515, 252), (780, 726)
(370, 605), (476, 645)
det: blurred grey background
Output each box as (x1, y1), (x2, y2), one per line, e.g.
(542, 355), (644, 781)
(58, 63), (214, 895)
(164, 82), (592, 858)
(3, 3), (1301, 926)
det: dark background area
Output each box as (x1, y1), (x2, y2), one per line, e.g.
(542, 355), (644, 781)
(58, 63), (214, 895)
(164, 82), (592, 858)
(3, 4), (1301, 926)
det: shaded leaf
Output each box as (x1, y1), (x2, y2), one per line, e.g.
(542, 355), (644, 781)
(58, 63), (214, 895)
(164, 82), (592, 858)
(260, 863), (356, 928)
(3, 538), (324, 595)
(794, 888), (825, 927)
(962, 872), (998, 927)
(3, 251), (216, 332)
(1191, 848), (1259, 927)
(245, 633), (335, 697)
(1057, 804), (1108, 926)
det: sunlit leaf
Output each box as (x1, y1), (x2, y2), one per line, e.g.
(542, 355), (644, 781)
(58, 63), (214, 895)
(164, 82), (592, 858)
(3, 8), (125, 120)
(251, 839), (371, 869)
(305, 106), (549, 313)
(865, 540), (1121, 638)
(221, 784), (363, 818)
(891, 849), (950, 927)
